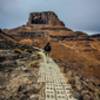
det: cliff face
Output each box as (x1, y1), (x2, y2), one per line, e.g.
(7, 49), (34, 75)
(27, 11), (65, 26)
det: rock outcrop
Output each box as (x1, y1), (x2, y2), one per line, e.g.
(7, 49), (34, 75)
(27, 11), (65, 26)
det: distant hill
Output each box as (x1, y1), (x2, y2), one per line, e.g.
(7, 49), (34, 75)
(90, 33), (100, 38)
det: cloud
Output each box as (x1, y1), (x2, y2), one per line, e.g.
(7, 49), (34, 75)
(0, 0), (100, 34)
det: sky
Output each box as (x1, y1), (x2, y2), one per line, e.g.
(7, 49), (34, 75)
(0, 0), (100, 35)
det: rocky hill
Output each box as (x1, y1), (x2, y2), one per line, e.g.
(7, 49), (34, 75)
(0, 11), (100, 100)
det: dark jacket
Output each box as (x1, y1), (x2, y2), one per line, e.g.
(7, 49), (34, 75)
(44, 42), (51, 52)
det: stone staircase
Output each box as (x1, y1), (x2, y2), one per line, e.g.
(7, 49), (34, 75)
(37, 51), (77, 100)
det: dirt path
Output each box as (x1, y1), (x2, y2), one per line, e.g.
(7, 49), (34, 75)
(37, 51), (77, 100)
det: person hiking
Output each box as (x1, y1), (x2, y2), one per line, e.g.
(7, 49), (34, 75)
(43, 42), (51, 57)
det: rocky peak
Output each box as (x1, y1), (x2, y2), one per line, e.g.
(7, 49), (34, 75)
(27, 11), (65, 26)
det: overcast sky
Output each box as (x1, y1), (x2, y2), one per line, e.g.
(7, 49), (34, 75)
(0, 0), (100, 34)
